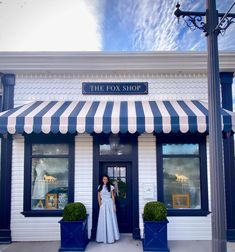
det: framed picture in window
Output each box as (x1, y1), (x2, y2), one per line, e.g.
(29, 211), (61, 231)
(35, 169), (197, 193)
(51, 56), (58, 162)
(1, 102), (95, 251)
(172, 193), (190, 208)
(46, 193), (58, 209)
(58, 193), (68, 209)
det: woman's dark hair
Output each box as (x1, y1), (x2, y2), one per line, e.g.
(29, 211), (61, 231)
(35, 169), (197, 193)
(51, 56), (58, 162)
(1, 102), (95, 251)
(98, 175), (111, 192)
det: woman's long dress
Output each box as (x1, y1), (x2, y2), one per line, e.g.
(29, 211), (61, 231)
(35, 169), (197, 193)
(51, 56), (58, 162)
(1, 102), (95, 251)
(96, 185), (120, 243)
(32, 164), (47, 200)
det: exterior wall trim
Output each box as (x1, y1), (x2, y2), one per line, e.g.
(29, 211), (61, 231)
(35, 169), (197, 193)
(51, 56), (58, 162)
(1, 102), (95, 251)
(91, 133), (140, 239)
(220, 72), (235, 241)
(0, 51), (235, 74)
(0, 74), (15, 243)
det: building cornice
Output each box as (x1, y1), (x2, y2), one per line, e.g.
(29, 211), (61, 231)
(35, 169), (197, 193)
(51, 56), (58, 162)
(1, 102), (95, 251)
(0, 51), (234, 74)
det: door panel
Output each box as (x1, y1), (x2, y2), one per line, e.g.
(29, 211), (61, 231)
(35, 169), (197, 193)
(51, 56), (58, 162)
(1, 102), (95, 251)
(101, 162), (132, 233)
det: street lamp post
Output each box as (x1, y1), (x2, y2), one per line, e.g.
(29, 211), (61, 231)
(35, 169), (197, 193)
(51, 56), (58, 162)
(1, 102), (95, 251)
(174, 1), (235, 252)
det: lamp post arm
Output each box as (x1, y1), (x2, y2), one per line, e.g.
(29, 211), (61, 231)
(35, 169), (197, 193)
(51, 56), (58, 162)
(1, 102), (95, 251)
(174, 3), (207, 32)
(216, 10), (235, 34)
(218, 13), (235, 18)
(174, 2), (235, 34)
(174, 8), (206, 18)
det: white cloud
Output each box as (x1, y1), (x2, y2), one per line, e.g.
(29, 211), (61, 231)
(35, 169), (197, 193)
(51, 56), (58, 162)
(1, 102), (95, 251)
(115, 0), (234, 51)
(0, 0), (103, 51)
(115, 0), (200, 51)
(0, 0), (234, 51)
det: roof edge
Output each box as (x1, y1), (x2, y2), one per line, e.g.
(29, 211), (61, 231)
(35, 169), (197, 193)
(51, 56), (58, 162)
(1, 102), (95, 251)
(0, 51), (234, 74)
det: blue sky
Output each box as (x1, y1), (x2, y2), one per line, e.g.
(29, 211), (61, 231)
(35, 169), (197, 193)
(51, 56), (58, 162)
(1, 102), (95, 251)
(102, 0), (235, 51)
(0, 0), (234, 51)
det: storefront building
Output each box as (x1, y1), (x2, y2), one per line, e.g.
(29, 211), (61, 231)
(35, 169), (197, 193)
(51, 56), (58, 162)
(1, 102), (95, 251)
(0, 52), (235, 243)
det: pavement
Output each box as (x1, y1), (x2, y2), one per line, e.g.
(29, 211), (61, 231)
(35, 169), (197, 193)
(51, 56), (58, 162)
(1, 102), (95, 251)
(0, 234), (235, 252)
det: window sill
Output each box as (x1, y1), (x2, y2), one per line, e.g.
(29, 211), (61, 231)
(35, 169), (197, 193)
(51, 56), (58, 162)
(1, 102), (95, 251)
(21, 210), (63, 217)
(167, 209), (210, 216)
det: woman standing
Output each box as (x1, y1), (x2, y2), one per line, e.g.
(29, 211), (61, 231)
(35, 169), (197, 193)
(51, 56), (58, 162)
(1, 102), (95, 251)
(96, 175), (120, 243)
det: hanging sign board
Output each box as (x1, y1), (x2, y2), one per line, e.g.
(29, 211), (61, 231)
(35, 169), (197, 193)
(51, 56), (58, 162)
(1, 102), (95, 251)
(82, 82), (148, 95)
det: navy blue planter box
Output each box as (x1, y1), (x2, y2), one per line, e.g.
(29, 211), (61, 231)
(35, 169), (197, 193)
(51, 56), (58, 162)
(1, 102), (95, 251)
(142, 220), (169, 252)
(58, 217), (89, 252)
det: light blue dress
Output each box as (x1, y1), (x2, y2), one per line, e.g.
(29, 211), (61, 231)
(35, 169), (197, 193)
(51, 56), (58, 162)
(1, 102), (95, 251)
(96, 185), (120, 243)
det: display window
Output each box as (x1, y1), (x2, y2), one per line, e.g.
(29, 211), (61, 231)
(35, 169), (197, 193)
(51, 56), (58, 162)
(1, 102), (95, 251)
(31, 144), (69, 210)
(162, 144), (201, 209)
(157, 134), (209, 216)
(22, 135), (74, 217)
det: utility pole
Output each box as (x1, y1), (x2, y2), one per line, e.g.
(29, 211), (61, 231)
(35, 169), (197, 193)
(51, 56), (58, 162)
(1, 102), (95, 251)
(174, 1), (235, 252)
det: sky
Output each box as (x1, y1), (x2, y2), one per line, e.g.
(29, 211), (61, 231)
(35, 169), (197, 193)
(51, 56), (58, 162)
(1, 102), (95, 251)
(0, 0), (234, 51)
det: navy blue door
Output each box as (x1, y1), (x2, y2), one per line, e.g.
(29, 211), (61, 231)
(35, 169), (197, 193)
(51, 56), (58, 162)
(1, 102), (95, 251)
(101, 162), (132, 233)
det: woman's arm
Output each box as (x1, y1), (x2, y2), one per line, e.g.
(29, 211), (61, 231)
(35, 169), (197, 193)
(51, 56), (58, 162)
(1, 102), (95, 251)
(98, 191), (101, 207)
(111, 190), (116, 212)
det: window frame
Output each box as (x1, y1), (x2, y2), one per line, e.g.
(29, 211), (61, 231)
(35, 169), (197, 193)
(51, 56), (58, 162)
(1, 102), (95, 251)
(156, 133), (209, 216)
(22, 134), (75, 217)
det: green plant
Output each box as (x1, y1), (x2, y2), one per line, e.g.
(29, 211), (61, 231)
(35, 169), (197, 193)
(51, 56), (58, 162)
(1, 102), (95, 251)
(62, 202), (86, 221)
(143, 201), (167, 221)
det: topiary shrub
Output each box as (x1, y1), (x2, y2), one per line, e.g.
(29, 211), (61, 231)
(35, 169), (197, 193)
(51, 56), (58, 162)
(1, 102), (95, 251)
(62, 202), (86, 221)
(143, 201), (167, 221)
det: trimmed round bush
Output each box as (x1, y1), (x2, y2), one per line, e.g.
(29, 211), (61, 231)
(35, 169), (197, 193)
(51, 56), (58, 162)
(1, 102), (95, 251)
(63, 202), (86, 221)
(143, 201), (167, 221)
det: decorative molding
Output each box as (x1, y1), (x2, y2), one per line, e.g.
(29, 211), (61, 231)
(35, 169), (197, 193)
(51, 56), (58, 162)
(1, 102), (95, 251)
(15, 72), (208, 80)
(0, 51), (234, 74)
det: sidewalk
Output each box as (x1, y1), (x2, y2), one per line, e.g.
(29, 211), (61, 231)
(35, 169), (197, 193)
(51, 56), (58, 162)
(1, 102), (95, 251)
(1, 234), (235, 252)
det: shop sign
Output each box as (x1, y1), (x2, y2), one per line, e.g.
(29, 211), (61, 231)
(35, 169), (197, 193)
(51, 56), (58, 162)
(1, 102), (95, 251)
(82, 82), (148, 95)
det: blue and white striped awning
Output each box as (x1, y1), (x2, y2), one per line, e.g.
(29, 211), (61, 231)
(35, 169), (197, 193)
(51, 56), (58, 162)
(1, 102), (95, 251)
(0, 100), (234, 135)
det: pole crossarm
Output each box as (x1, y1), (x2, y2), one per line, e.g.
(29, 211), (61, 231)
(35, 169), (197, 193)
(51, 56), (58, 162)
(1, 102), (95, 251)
(216, 14), (235, 35)
(174, 3), (207, 33)
(174, 2), (235, 35)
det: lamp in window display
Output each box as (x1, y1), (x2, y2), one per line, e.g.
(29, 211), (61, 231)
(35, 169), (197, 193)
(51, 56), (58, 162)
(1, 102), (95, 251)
(109, 134), (119, 151)
(32, 158), (57, 209)
(175, 173), (189, 194)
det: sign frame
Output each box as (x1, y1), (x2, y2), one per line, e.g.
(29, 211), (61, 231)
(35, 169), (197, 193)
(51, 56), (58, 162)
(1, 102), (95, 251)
(82, 82), (148, 95)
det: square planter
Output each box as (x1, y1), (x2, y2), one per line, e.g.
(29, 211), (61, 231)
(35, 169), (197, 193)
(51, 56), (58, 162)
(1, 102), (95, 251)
(58, 217), (89, 252)
(142, 220), (169, 251)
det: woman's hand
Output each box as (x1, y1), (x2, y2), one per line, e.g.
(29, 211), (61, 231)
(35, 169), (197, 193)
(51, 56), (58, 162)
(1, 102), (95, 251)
(113, 204), (116, 212)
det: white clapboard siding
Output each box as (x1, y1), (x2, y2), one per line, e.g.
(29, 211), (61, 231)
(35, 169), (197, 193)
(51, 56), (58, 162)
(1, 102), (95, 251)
(138, 134), (157, 238)
(11, 134), (93, 241)
(74, 134), (93, 238)
(168, 216), (211, 240)
(138, 134), (212, 240)
(11, 135), (61, 241)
